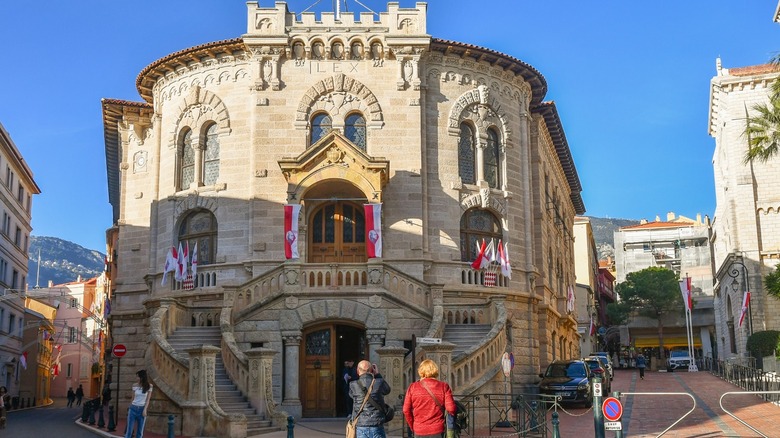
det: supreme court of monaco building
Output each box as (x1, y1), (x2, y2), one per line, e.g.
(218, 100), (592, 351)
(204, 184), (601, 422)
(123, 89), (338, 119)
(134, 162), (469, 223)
(102, 2), (584, 436)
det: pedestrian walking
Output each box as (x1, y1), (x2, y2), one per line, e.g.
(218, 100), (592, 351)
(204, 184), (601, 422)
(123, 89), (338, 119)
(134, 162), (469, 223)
(75, 384), (84, 406)
(125, 369), (153, 438)
(403, 359), (457, 438)
(67, 387), (76, 407)
(348, 360), (391, 438)
(0, 386), (9, 429)
(636, 353), (647, 380)
(342, 359), (357, 416)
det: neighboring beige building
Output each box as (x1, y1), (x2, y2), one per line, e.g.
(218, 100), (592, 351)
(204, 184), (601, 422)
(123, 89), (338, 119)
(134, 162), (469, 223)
(0, 122), (40, 399)
(573, 217), (598, 356)
(18, 298), (56, 407)
(102, 3), (584, 437)
(709, 60), (780, 360)
(613, 213), (715, 360)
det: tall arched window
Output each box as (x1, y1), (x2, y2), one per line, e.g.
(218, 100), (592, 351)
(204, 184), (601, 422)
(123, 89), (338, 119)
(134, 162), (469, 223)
(345, 113), (366, 151)
(178, 128), (195, 191)
(459, 208), (501, 262)
(203, 124), (220, 186)
(484, 128), (501, 189)
(310, 113), (332, 146)
(179, 209), (217, 266)
(458, 123), (476, 184)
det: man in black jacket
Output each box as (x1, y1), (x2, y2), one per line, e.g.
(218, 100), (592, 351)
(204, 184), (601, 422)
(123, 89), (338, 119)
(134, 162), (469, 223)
(349, 360), (391, 438)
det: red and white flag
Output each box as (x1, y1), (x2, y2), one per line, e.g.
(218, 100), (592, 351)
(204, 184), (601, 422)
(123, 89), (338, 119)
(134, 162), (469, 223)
(175, 242), (186, 281)
(566, 285), (575, 313)
(679, 277), (692, 312)
(589, 314), (596, 336)
(20, 351), (27, 370)
(284, 204), (302, 259)
(161, 246), (178, 285)
(498, 240), (512, 279)
(364, 203), (382, 258)
(471, 240), (487, 270)
(191, 242), (198, 278)
(739, 291), (751, 328)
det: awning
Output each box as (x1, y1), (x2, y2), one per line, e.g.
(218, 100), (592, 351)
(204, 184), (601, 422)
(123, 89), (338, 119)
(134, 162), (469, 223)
(633, 336), (701, 348)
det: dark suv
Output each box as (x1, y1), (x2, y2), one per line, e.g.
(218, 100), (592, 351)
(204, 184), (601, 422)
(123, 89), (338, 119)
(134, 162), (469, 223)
(538, 359), (593, 407)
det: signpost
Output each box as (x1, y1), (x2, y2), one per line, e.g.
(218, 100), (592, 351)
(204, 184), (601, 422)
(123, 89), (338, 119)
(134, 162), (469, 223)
(496, 352), (514, 428)
(112, 344), (127, 424)
(602, 397), (623, 422)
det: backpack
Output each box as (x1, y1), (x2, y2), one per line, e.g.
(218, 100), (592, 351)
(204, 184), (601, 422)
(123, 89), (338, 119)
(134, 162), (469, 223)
(452, 400), (468, 431)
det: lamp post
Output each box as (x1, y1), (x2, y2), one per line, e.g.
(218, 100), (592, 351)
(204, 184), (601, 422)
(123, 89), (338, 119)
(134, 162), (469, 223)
(727, 260), (752, 336)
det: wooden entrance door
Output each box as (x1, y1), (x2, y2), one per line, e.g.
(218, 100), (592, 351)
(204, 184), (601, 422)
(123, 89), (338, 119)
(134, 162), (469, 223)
(302, 326), (334, 417)
(309, 202), (366, 263)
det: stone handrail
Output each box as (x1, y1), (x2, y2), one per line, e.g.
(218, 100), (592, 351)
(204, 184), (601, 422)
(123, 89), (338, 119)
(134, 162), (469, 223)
(231, 265), (286, 315)
(449, 298), (507, 393)
(149, 306), (190, 400)
(221, 295), (250, 398)
(380, 264), (432, 310)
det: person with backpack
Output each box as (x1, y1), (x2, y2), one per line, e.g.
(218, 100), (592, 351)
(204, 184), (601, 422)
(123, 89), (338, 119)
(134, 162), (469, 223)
(348, 360), (391, 438)
(403, 359), (456, 438)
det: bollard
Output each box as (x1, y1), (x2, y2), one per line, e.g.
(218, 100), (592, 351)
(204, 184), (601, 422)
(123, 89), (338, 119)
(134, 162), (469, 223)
(89, 401), (97, 425)
(529, 400), (538, 431)
(551, 411), (560, 438)
(287, 415), (295, 438)
(81, 401), (90, 422)
(168, 414), (175, 438)
(107, 405), (116, 432)
(98, 405), (105, 428)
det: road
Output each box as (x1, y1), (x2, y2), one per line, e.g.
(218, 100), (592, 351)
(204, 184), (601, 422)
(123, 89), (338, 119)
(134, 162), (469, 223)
(4, 400), (92, 437)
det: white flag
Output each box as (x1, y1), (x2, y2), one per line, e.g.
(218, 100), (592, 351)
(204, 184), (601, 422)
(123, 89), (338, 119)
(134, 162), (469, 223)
(191, 242), (198, 278)
(566, 285), (575, 313)
(161, 246), (177, 285)
(498, 240), (512, 279)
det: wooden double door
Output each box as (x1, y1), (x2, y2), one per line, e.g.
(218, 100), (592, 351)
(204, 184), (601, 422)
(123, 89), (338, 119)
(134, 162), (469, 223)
(301, 323), (367, 417)
(309, 202), (366, 263)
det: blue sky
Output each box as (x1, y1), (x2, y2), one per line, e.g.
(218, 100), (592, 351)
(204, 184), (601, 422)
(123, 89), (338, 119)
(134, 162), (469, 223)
(0, 1), (777, 252)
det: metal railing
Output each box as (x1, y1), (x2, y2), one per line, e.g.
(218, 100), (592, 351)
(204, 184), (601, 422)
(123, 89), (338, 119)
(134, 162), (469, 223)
(707, 357), (780, 401)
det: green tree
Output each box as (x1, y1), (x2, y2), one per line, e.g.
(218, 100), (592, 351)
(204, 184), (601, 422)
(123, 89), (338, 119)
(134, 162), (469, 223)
(614, 267), (683, 363)
(744, 54), (780, 163)
(764, 263), (780, 298)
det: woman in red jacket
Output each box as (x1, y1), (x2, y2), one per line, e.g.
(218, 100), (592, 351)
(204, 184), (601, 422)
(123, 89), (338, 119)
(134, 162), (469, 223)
(403, 359), (456, 438)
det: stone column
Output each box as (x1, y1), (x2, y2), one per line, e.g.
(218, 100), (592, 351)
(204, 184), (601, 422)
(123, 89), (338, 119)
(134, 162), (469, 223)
(281, 332), (302, 416)
(419, 342), (456, 384)
(366, 330), (386, 365)
(376, 346), (407, 408)
(246, 348), (286, 424)
(186, 345), (221, 403)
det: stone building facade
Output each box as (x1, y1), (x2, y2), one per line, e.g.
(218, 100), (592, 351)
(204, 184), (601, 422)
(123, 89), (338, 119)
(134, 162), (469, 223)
(709, 61), (780, 360)
(101, 3), (584, 437)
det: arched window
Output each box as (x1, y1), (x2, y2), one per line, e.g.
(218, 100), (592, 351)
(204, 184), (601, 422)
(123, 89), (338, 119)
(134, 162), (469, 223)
(459, 208), (501, 262)
(345, 113), (366, 151)
(178, 128), (195, 191)
(310, 113), (332, 146)
(178, 209), (217, 266)
(458, 123), (475, 184)
(203, 124), (220, 186)
(484, 128), (501, 189)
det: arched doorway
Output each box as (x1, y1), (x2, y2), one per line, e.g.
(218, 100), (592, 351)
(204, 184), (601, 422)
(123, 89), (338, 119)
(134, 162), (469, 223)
(309, 202), (366, 263)
(301, 323), (367, 417)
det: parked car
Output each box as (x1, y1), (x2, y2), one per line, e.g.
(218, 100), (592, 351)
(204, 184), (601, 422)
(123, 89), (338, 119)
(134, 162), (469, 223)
(538, 359), (593, 407)
(588, 355), (614, 381)
(583, 357), (611, 394)
(667, 350), (692, 370)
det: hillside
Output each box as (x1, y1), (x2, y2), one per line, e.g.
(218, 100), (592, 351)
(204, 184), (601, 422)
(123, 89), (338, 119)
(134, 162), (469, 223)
(585, 216), (640, 261)
(27, 236), (105, 287)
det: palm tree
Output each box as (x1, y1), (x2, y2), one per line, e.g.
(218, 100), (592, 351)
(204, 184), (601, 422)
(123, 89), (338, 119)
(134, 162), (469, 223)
(744, 54), (780, 163)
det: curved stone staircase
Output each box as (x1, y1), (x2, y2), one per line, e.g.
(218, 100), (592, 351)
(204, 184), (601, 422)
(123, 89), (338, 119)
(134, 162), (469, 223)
(166, 326), (277, 436)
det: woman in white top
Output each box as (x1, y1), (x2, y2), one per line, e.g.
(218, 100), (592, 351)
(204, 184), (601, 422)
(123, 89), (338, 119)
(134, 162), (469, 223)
(125, 369), (153, 438)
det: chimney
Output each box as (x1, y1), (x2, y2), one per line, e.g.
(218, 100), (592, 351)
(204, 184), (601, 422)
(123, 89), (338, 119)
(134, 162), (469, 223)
(696, 213), (702, 224)
(667, 212), (675, 221)
(48, 280), (53, 288)
(640, 219), (648, 225)
(654, 215), (661, 222)
(77, 275), (82, 282)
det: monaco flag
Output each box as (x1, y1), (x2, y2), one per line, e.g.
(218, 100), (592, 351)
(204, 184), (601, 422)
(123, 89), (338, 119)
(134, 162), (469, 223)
(471, 240), (487, 270)
(739, 291), (751, 328)
(284, 204), (302, 259)
(498, 240), (512, 279)
(175, 242), (188, 282)
(364, 204), (383, 258)
(679, 277), (693, 312)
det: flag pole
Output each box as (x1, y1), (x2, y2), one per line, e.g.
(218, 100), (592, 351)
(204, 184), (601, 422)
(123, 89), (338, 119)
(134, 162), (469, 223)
(685, 275), (698, 372)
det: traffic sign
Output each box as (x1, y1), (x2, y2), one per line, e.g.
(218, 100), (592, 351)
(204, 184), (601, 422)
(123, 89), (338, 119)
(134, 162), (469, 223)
(602, 397), (623, 422)
(605, 421), (622, 431)
(593, 381), (602, 397)
(501, 352), (512, 377)
(417, 337), (441, 344)
(112, 344), (127, 358)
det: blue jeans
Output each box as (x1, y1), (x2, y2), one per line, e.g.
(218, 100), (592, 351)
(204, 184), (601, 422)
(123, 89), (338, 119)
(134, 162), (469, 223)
(125, 405), (147, 438)
(357, 426), (386, 438)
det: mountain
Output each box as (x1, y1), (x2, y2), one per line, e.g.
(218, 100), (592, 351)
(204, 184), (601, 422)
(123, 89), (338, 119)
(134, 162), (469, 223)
(27, 236), (105, 287)
(585, 216), (641, 261)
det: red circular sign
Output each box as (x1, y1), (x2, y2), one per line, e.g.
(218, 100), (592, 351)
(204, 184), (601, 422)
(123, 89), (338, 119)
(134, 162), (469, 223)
(112, 344), (127, 358)
(602, 396), (623, 422)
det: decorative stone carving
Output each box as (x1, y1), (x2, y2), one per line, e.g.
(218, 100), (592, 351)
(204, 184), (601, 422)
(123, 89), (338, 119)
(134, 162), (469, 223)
(368, 294), (382, 308)
(368, 268), (382, 285)
(371, 42), (384, 67)
(295, 74), (384, 127)
(331, 41), (344, 60)
(351, 42), (364, 60)
(285, 296), (299, 309)
(132, 151), (148, 173)
(312, 41), (325, 60)
(284, 268), (299, 285)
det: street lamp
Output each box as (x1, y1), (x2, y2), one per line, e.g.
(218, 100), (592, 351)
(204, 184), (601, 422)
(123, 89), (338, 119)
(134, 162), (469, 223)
(727, 260), (752, 336)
